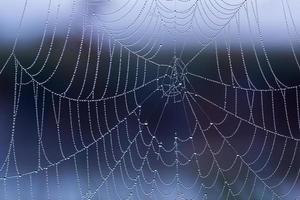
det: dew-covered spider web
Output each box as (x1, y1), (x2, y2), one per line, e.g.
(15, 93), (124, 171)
(1, 0), (300, 199)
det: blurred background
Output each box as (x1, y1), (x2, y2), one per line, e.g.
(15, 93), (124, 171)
(1, 0), (300, 199)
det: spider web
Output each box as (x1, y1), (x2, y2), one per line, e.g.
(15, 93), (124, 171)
(0, 0), (300, 199)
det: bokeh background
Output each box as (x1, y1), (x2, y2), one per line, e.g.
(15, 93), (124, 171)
(1, 0), (300, 199)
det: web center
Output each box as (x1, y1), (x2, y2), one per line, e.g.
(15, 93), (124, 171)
(161, 57), (187, 102)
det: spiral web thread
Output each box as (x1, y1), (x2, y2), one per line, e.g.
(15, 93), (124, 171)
(0, 0), (300, 199)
